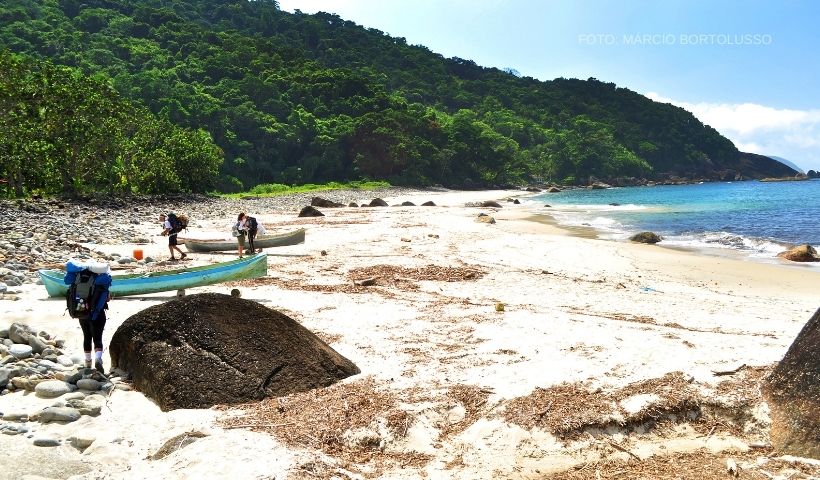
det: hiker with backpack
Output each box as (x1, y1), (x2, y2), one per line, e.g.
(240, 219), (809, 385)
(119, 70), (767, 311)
(160, 213), (188, 261)
(64, 260), (112, 373)
(237, 212), (264, 254)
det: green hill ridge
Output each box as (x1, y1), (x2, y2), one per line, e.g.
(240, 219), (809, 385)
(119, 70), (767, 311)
(0, 0), (797, 196)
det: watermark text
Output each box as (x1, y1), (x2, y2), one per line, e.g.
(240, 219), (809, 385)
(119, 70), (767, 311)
(578, 33), (773, 46)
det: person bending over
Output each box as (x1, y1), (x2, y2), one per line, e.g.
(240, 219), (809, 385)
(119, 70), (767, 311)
(234, 215), (247, 258)
(238, 212), (260, 253)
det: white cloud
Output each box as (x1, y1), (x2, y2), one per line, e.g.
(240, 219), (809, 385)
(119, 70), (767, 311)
(646, 92), (820, 171)
(734, 140), (763, 152)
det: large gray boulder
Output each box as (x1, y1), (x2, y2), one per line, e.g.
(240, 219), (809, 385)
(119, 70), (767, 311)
(764, 308), (820, 458)
(35, 380), (74, 399)
(8, 323), (34, 344)
(109, 293), (360, 411)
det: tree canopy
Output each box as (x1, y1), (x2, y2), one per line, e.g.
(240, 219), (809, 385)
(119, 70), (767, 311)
(0, 50), (222, 197)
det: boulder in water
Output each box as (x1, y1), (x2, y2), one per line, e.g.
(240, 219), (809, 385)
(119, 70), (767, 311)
(629, 232), (662, 244)
(777, 244), (819, 262)
(109, 293), (360, 411)
(764, 308), (820, 458)
(368, 198), (389, 207)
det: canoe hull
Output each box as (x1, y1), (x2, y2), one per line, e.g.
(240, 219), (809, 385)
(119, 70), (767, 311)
(39, 253), (268, 298)
(185, 228), (305, 252)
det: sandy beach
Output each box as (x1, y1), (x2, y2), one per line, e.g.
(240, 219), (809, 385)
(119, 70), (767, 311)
(1, 189), (819, 480)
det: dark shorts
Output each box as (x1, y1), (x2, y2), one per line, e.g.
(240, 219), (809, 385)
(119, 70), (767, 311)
(169, 233), (178, 246)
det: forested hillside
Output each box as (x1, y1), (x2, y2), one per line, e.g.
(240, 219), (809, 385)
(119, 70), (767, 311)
(0, 50), (222, 197)
(0, 0), (795, 195)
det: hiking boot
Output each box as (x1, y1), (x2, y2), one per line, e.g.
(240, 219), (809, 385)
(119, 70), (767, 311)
(95, 360), (104, 374)
(181, 253), (188, 259)
(169, 257), (177, 261)
(84, 360), (92, 369)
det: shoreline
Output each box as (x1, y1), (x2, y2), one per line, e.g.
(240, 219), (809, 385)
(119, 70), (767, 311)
(517, 186), (820, 272)
(529, 207), (820, 272)
(1, 188), (819, 479)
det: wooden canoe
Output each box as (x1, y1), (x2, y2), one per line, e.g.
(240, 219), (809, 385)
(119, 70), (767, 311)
(38, 253), (268, 298)
(184, 228), (305, 253)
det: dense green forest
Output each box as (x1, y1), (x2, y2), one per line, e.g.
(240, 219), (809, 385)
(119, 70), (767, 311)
(0, 51), (222, 196)
(0, 0), (795, 196)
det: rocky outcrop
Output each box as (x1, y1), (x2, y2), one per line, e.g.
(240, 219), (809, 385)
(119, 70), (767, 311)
(547, 187), (561, 193)
(310, 197), (344, 208)
(808, 170), (819, 178)
(109, 293), (360, 411)
(777, 244), (820, 262)
(732, 152), (799, 179)
(764, 308), (820, 458)
(629, 232), (662, 244)
(368, 198), (389, 207)
(298, 206), (324, 217)
(476, 213), (496, 224)
(421, 201), (436, 206)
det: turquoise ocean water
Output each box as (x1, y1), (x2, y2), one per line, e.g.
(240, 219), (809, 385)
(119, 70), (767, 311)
(527, 179), (820, 264)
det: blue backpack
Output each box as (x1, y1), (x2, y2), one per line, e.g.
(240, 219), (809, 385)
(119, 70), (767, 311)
(167, 213), (188, 233)
(64, 261), (112, 321)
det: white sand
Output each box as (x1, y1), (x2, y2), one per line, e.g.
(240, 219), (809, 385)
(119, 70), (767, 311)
(1, 189), (818, 479)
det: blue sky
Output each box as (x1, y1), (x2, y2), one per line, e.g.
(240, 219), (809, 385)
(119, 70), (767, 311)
(279, 0), (820, 171)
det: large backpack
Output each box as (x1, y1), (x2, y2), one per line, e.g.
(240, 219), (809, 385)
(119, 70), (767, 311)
(66, 269), (99, 320)
(246, 216), (258, 230)
(167, 213), (189, 234)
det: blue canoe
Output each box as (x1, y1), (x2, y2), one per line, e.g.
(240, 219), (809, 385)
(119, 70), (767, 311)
(38, 253), (268, 298)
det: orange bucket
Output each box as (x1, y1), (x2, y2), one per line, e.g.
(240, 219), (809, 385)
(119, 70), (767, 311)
(133, 249), (144, 261)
